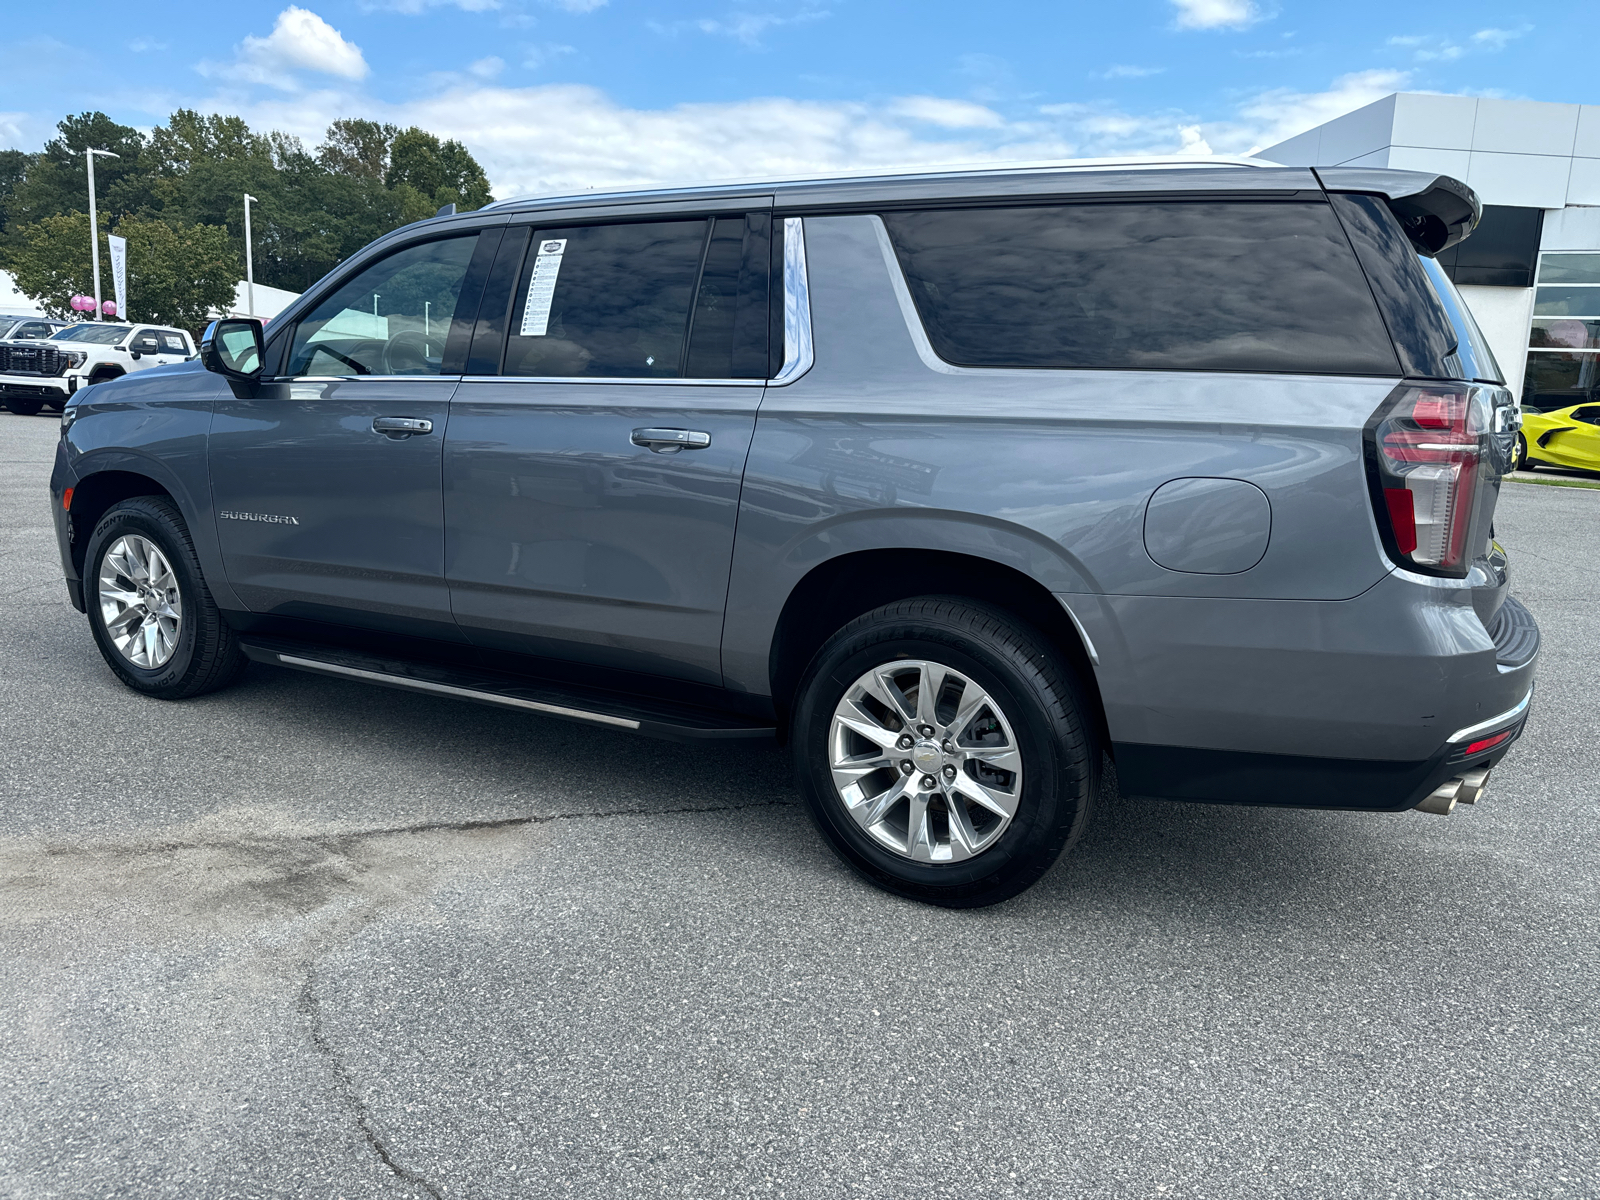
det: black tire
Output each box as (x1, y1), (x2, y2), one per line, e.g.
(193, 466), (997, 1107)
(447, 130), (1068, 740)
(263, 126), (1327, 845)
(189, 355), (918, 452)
(4, 399), (43, 416)
(83, 496), (247, 699)
(791, 597), (1098, 908)
(1515, 433), (1531, 472)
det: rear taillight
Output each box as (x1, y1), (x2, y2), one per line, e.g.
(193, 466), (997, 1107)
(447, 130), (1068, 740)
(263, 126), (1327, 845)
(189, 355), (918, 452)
(1365, 382), (1511, 576)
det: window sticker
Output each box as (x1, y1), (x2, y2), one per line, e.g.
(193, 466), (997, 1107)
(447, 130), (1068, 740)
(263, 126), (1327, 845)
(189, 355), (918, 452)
(520, 238), (568, 337)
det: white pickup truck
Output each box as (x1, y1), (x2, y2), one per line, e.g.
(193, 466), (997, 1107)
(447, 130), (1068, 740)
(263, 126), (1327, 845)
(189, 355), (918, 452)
(0, 322), (195, 415)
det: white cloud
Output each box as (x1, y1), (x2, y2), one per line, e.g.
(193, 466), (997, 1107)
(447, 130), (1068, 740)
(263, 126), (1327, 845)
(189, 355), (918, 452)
(362, 0), (499, 11)
(1231, 69), (1408, 153)
(1098, 65), (1165, 79)
(522, 43), (577, 70)
(129, 38), (168, 53)
(544, 0), (607, 11)
(203, 8), (369, 89)
(468, 55), (504, 79)
(1171, 0), (1258, 31)
(195, 67), (1412, 199)
(889, 97), (1004, 129)
(1472, 25), (1531, 50)
(655, 5), (829, 47)
(1389, 24), (1530, 63)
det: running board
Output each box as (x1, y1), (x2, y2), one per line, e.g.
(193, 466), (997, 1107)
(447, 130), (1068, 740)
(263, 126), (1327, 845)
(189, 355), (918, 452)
(237, 639), (776, 742)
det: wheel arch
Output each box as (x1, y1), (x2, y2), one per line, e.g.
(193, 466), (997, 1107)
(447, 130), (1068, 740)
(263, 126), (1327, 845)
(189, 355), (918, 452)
(767, 548), (1108, 751)
(67, 469), (178, 578)
(87, 365), (126, 384)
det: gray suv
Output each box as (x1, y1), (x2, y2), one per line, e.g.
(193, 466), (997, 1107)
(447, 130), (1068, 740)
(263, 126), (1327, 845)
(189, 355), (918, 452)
(49, 160), (1538, 906)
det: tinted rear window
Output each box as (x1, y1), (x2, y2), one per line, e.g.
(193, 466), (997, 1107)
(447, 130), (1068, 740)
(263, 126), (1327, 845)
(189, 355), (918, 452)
(882, 201), (1400, 375)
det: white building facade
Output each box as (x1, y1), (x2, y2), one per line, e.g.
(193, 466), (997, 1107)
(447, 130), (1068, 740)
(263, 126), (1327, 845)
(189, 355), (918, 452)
(1263, 94), (1600, 413)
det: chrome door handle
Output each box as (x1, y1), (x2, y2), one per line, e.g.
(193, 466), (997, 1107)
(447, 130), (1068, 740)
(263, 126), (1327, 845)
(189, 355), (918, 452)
(373, 416), (433, 437)
(631, 427), (711, 453)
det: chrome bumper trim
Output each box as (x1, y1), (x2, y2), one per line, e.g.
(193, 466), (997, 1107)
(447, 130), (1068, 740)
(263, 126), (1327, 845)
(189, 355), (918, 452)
(1446, 686), (1533, 744)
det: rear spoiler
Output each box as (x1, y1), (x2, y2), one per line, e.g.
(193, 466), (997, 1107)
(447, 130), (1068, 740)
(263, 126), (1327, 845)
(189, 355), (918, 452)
(1314, 167), (1481, 256)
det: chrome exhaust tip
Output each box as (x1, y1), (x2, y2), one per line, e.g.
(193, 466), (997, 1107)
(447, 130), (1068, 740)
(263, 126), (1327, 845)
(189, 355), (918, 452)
(1415, 767), (1492, 815)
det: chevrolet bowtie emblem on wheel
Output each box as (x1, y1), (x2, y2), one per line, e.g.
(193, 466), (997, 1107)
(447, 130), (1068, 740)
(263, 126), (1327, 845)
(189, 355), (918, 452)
(218, 510), (300, 525)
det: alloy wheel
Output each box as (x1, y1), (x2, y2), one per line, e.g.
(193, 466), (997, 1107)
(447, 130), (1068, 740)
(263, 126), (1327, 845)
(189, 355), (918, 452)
(97, 534), (183, 669)
(828, 658), (1024, 862)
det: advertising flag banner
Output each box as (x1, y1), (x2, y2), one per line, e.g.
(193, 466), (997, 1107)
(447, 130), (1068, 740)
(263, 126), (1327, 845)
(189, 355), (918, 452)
(107, 234), (127, 319)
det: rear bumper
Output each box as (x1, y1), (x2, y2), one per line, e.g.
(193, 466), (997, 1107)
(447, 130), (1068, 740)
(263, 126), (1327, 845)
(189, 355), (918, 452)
(1114, 687), (1532, 812)
(1061, 570), (1538, 809)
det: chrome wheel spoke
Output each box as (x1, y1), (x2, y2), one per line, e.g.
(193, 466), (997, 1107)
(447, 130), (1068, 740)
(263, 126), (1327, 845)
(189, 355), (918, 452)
(945, 796), (981, 861)
(858, 774), (912, 826)
(904, 790), (933, 861)
(915, 661), (948, 727)
(835, 699), (902, 750)
(828, 657), (1024, 864)
(865, 670), (918, 727)
(952, 772), (1019, 819)
(965, 746), (1022, 775)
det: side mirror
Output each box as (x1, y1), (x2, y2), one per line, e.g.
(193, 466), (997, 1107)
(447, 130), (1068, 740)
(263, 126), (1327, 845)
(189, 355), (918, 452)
(129, 350), (142, 360)
(201, 318), (265, 386)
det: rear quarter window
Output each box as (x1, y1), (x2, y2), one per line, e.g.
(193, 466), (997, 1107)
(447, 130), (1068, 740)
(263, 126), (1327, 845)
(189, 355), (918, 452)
(882, 200), (1401, 375)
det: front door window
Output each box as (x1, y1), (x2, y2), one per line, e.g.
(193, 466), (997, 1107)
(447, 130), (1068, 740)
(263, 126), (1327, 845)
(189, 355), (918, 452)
(287, 236), (479, 377)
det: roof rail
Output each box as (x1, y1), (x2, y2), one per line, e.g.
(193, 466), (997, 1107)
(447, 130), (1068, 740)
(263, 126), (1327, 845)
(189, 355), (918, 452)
(485, 154), (1283, 211)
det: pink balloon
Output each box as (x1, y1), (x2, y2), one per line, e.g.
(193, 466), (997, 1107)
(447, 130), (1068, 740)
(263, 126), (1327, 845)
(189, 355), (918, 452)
(69, 295), (89, 311)
(102, 301), (118, 315)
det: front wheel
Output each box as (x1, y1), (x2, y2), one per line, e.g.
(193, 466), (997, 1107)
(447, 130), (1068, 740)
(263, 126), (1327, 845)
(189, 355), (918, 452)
(4, 399), (43, 416)
(1515, 432), (1531, 472)
(792, 597), (1098, 908)
(84, 496), (247, 699)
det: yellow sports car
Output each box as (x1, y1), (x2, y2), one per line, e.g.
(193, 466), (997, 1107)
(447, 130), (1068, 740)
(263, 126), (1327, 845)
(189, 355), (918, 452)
(1518, 403), (1600, 473)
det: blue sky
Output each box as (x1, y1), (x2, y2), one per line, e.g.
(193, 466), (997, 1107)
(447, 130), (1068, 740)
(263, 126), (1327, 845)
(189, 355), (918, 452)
(0, 1), (1587, 199)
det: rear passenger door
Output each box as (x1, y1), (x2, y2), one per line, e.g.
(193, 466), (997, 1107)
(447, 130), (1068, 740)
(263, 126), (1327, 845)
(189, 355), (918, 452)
(445, 207), (772, 685)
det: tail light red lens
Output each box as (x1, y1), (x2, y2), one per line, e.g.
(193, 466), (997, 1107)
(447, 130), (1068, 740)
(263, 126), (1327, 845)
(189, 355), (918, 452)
(1365, 383), (1510, 576)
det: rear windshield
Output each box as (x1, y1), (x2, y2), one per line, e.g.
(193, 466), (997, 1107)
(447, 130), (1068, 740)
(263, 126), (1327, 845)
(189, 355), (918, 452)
(53, 324), (130, 346)
(1418, 254), (1503, 384)
(882, 200), (1400, 376)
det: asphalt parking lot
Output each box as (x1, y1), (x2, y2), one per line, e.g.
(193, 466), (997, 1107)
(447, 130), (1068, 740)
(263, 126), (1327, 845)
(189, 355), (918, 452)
(1, 409), (1596, 1199)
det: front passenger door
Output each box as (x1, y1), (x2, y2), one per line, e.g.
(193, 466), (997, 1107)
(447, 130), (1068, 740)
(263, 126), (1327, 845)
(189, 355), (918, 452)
(210, 231), (493, 640)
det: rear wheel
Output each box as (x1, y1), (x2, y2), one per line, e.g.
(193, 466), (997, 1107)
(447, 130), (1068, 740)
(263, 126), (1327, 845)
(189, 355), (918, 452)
(792, 597), (1097, 907)
(84, 496), (247, 699)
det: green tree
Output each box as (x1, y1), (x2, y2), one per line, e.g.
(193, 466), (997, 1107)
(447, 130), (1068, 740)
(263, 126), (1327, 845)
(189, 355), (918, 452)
(317, 118), (397, 180)
(0, 149), (27, 236)
(4, 113), (148, 234)
(8, 211), (238, 327)
(387, 127), (492, 212)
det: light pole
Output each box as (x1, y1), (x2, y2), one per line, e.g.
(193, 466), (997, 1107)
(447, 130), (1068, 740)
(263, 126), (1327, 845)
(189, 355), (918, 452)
(243, 193), (258, 318)
(84, 148), (120, 321)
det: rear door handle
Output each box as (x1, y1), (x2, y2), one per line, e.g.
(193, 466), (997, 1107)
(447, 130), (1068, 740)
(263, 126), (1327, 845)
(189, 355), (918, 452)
(373, 416), (433, 437)
(631, 427), (711, 453)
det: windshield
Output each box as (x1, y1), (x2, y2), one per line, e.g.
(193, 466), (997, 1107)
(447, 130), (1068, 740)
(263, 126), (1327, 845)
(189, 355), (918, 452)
(0, 320), (17, 339)
(53, 324), (131, 346)
(1418, 255), (1504, 384)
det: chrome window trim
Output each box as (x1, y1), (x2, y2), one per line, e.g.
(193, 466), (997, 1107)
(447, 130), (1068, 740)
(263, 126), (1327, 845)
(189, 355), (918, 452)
(769, 216), (814, 387)
(1446, 687), (1533, 744)
(283, 374), (466, 384)
(461, 375), (765, 388)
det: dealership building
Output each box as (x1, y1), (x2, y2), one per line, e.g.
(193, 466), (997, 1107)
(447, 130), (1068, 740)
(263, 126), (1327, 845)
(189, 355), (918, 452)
(1264, 94), (1600, 412)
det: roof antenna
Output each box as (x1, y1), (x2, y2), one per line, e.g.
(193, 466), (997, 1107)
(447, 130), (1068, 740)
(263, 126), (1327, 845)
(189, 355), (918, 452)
(435, 203), (456, 218)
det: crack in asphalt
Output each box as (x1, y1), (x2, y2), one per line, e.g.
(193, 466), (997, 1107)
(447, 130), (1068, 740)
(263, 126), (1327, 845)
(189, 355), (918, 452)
(5, 798), (797, 1196)
(35, 799), (797, 859)
(299, 973), (446, 1200)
